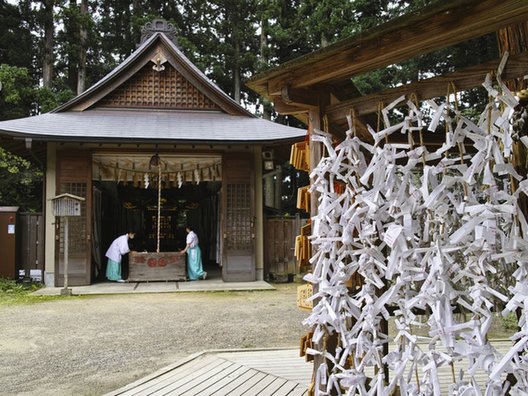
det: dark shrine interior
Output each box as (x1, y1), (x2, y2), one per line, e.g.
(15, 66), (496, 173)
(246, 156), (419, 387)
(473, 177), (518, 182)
(93, 180), (221, 279)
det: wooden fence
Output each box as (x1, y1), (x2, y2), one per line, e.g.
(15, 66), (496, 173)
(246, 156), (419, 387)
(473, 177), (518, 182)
(264, 215), (306, 278)
(18, 212), (44, 280)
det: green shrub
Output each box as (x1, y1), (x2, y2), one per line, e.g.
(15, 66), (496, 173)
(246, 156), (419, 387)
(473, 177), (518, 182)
(0, 279), (60, 305)
(501, 312), (519, 331)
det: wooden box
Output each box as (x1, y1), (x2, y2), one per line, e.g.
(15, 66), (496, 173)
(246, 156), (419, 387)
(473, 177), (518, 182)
(128, 251), (186, 281)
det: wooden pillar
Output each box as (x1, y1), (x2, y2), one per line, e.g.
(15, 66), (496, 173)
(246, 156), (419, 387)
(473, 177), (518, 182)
(497, 22), (528, 392)
(308, 100), (340, 395)
(44, 143), (57, 287)
(254, 146), (265, 281)
(308, 108), (322, 218)
(497, 22), (528, 92)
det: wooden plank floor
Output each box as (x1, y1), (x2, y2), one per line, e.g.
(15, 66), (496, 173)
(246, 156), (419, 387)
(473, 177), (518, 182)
(108, 341), (516, 395)
(106, 349), (311, 396)
(215, 350), (312, 387)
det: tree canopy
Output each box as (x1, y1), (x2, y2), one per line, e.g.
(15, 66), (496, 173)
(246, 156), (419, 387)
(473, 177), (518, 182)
(0, 0), (500, 116)
(0, 0), (502, 211)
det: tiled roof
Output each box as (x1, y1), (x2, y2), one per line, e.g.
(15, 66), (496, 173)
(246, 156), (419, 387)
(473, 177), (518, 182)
(0, 31), (306, 144)
(0, 109), (306, 143)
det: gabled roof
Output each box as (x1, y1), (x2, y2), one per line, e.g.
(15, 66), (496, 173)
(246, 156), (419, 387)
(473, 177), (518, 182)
(54, 32), (253, 116)
(0, 30), (305, 149)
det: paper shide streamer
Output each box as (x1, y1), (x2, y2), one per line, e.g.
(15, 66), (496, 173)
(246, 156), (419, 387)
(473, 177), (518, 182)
(303, 53), (528, 395)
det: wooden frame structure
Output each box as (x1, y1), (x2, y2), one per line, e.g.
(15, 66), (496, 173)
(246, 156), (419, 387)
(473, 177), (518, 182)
(248, 0), (528, 212)
(248, 0), (528, 393)
(248, 0), (528, 139)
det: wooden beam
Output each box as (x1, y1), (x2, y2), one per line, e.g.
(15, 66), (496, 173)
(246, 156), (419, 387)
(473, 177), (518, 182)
(281, 86), (319, 108)
(248, 0), (528, 97)
(272, 97), (308, 115)
(325, 50), (528, 122)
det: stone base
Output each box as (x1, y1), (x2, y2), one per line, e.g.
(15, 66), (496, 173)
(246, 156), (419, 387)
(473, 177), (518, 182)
(44, 271), (55, 287)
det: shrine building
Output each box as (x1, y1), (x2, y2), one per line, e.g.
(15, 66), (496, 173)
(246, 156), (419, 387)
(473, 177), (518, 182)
(0, 19), (305, 287)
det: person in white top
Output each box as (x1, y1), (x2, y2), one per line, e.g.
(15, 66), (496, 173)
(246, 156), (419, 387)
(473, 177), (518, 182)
(105, 231), (136, 282)
(180, 225), (207, 281)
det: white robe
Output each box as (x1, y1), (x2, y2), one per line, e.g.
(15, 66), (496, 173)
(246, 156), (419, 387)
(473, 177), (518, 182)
(105, 234), (130, 263)
(186, 231), (199, 248)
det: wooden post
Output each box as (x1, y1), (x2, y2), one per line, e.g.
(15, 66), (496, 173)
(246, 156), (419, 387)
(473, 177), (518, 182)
(60, 217), (72, 296)
(309, 108), (322, 217)
(157, 163), (161, 253)
(309, 102), (342, 395)
(497, 22), (528, 392)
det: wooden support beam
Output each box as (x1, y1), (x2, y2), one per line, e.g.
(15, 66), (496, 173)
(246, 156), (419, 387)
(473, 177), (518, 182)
(325, 50), (528, 122)
(272, 97), (308, 115)
(281, 86), (319, 108)
(248, 0), (528, 97)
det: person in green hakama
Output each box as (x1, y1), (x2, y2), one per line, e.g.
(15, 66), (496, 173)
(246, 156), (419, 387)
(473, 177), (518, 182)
(105, 231), (136, 282)
(180, 225), (207, 281)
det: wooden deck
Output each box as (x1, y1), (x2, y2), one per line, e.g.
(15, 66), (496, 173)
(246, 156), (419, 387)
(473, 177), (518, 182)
(105, 348), (312, 396)
(107, 341), (516, 395)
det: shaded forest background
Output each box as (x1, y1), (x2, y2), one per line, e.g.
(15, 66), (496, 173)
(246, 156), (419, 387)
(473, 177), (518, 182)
(0, 0), (499, 210)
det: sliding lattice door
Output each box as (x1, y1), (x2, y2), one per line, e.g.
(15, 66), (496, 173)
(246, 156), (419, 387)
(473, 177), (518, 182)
(55, 150), (92, 286)
(222, 153), (255, 281)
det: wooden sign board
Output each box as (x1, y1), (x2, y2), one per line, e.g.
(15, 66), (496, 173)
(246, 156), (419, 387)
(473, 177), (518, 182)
(129, 251), (186, 281)
(297, 283), (313, 310)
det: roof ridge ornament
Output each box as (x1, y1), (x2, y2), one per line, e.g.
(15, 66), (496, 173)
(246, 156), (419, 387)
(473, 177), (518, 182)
(140, 19), (179, 47)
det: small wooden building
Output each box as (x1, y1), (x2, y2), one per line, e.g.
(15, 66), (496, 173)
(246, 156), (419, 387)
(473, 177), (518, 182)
(0, 19), (305, 286)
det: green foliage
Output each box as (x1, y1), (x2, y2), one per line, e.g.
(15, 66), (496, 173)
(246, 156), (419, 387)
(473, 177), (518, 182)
(0, 147), (43, 211)
(0, 1), (33, 69)
(0, 279), (61, 305)
(35, 86), (75, 114)
(501, 312), (519, 331)
(1, 1), (505, 119)
(0, 64), (36, 120)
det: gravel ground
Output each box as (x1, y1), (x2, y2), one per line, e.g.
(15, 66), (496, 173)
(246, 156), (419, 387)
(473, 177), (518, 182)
(0, 283), (308, 396)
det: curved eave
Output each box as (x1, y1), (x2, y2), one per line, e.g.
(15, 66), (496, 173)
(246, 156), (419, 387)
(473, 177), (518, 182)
(0, 109), (306, 144)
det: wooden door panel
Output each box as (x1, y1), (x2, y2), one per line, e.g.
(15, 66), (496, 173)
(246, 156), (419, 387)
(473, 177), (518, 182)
(264, 218), (297, 276)
(222, 153), (255, 282)
(55, 151), (92, 286)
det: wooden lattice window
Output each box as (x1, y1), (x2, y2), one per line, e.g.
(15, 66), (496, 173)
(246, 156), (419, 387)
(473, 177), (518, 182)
(98, 63), (220, 110)
(226, 183), (252, 250)
(58, 182), (87, 255)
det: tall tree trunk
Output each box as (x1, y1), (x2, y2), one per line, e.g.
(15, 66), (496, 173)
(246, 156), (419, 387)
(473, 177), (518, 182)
(260, 18), (272, 120)
(124, 3), (132, 54)
(77, 0), (88, 94)
(42, 0), (54, 88)
(67, 0), (79, 92)
(132, 0), (141, 46)
(233, 39), (241, 104)
(321, 32), (329, 48)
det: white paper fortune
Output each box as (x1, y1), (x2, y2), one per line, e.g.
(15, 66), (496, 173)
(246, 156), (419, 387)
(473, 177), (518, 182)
(303, 54), (528, 395)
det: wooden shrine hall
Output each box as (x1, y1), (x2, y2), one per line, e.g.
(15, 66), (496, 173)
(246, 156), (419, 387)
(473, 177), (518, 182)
(0, 19), (306, 287)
